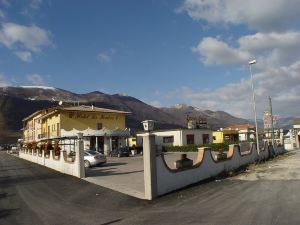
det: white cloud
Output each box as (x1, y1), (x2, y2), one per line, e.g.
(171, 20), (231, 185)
(0, 22), (52, 53)
(164, 60), (300, 118)
(193, 37), (251, 65)
(174, 0), (300, 118)
(97, 53), (111, 63)
(0, 73), (11, 86)
(193, 31), (300, 68)
(97, 48), (116, 63)
(26, 74), (46, 85)
(178, 0), (300, 31)
(14, 51), (32, 62)
(239, 32), (300, 67)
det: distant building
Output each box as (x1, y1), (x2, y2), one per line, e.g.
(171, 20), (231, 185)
(223, 124), (255, 142)
(127, 136), (137, 147)
(137, 115), (212, 147)
(212, 129), (239, 144)
(292, 123), (300, 148)
(22, 105), (131, 155)
(136, 128), (213, 147)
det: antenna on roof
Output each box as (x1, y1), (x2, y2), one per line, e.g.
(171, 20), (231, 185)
(58, 101), (63, 106)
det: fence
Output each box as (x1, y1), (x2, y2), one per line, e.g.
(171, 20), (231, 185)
(19, 139), (85, 178)
(143, 135), (285, 200)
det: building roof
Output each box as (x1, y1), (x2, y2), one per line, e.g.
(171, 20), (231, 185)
(39, 105), (131, 119)
(59, 105), (131, 114)
(22, 110), (43, 122)
(223, 124), (255, 131)
(23, 105), (131, 122)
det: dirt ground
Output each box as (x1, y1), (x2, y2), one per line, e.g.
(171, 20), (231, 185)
(231, 150), (300, 181)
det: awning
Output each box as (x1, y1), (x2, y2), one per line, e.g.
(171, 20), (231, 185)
(60, 128), (131, 138)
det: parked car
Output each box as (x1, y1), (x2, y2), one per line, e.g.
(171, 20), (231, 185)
(110, 146), (130, 157)
(8, 146), (19, 154)
(84, 150), (106, 168)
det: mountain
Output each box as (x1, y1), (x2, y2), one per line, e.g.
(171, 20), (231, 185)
(0, 86), (182, 143)
(160, 104), (250, 129)
(2, 86), (292, 144)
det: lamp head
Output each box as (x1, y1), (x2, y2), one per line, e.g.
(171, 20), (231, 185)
(249, 59), (256, 65)
(141, 120), (155, 132)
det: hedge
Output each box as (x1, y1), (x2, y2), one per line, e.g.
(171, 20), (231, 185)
(162, 142), (237, 153)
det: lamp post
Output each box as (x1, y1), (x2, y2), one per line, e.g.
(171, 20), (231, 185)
(248, 59), (260, 154)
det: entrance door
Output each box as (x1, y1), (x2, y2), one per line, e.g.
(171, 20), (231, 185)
(112, 137), (119, 150)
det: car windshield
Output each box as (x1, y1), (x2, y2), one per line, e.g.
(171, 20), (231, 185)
(86, 150), (98, 155)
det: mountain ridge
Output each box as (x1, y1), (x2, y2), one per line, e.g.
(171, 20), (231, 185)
(0, 86), (283, 144)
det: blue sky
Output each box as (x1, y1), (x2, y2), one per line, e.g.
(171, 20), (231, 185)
(1, 0), (300, 118)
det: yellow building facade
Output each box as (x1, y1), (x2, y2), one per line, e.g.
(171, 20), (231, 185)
(23, 111), (43, 144)
(212, 131), (224, 144)
(212, 130), (239, 144)
(23, 105), (131, 155)
(128, 137), (137, 147)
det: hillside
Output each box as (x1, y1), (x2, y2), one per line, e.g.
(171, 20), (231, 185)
(0, 86), (182, 143)
(0, 86), (267, 144)
(160, 104), (250, 129)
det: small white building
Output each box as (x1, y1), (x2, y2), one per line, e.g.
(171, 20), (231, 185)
(283, 129), (293, 150)
(223, 124), (256, 142)
(136, 129), (213, 147)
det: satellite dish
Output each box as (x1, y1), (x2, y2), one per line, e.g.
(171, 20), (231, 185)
(58, 101), (63, 106)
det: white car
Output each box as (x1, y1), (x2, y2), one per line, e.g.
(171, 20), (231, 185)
(84, 150), (106, 168)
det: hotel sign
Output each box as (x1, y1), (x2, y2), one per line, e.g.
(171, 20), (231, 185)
(68, 113), (119, 120)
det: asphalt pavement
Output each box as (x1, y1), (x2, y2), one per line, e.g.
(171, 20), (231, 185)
(1, 151), (300, 225)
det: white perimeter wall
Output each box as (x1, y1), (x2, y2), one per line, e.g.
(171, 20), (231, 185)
(155, 143), (285, 196)
(19, 141), (84, 178)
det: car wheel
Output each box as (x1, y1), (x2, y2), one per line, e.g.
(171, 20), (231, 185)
(84, 160), (91, 168)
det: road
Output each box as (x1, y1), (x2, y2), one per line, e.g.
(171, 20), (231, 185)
(1, 151), (300, 225)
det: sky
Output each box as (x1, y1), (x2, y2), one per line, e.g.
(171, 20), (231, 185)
(1, 0), (300, 119)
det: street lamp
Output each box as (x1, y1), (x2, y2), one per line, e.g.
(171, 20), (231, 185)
(248, 59), (260, 154)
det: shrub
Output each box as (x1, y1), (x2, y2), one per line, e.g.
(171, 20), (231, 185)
(162, 142), (236, 153)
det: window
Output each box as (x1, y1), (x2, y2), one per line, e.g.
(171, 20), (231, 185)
(186, 134), (194, 145)
(213, 136), (216, 140)
(57, 123), (60, 136)
(97, 123), (103, 130)
(163, 136), (174, 143)
(47, 126), (50, 137)
(202, 134), (210, 144)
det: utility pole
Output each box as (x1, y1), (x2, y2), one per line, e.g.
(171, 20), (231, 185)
(269, 96), (275, 146)
(249, 59), (260, 153)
